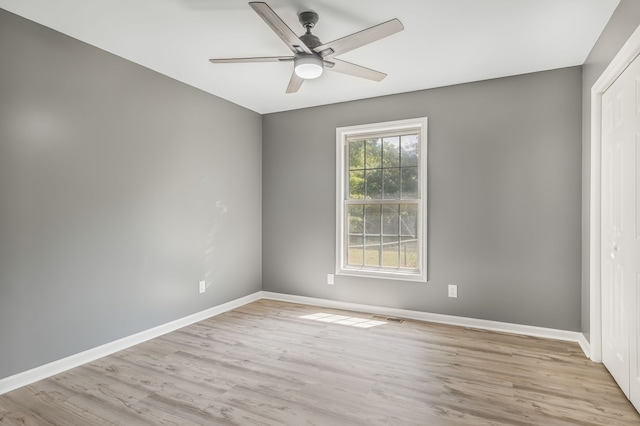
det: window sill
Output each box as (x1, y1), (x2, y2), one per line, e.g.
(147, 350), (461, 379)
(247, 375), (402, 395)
(337, 268), (427, 283)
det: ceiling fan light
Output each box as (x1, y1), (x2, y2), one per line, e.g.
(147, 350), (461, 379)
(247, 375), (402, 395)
(294, 56), (324, 79)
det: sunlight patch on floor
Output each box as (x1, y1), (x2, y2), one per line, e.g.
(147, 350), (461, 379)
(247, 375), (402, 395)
(299, 313), (386, 328)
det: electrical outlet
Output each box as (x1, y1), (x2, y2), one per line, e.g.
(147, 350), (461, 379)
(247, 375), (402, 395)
(199, 280), (206, 294)
(327, 273), (334, 285)
(448, 284), (458, 298)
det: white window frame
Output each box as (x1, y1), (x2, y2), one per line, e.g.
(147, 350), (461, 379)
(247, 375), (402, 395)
(336, 117), (428, 282)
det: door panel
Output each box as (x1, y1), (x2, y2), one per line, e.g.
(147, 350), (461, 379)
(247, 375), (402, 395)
(630, 60), (640, 412)
(602, 52), (640, 409)
(602, 82), (629, 396)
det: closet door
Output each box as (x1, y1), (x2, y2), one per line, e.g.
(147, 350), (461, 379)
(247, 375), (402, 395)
(629, 53), (640, 411)
(601, 52), (640, 410)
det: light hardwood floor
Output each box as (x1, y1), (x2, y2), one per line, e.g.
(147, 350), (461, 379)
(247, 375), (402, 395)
(1, 299), (639, 425)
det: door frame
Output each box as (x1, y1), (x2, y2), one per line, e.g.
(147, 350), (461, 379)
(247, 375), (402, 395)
(590, 24), (640, 363)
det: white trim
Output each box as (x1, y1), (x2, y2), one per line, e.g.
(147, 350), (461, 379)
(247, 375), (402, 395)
(0, 292), (262, 396)
(590, 23), (640, 363)
(262, 292), (589, 355)
(335, 117), (429, 282)
(578, 333), (592, 360)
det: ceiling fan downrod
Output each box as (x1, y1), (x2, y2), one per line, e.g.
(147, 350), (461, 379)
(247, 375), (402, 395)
(298, 10), (321, 49)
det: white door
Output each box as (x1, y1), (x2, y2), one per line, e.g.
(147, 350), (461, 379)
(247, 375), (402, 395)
(601, 52), (640, 410)
(630, 54), (640, 412)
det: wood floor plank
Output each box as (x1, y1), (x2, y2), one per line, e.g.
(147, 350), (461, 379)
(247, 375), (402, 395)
(1, 299), (638, 425)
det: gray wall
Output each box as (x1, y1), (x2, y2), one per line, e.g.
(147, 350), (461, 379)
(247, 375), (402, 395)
(581, 0), (640, 340)
(263, 67), (582, 331)
(0, 9), (262, 380)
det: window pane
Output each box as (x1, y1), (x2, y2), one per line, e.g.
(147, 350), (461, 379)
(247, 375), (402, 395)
(365, 138), (382, 169)
(347, 235), (364, 266)
(401, 167), (419, 199)
(382, 236), (400, 268)
(400, 236), (418, 268)
(349, 140), (365, 170)
(348, 205), (364, 234)
(401, 134), (419, 167)
(400, 204), (417, 236)
(364, 204), (381, 235)
(382, 168), (400, 199)
(364, 236), (381, 266)
(365, 169), (382, 199)
(349, 170), (365, 199)
(383, 137), (400, 168)
(382, 205), (399, 235)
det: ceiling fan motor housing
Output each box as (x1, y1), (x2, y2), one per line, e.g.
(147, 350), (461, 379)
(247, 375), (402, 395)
(299, 33), (321, 49)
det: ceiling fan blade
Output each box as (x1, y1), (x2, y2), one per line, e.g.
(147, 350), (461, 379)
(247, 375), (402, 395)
(209, 56), (293, 64)
(249, 2), (313, 55)
(286, 71), (304, 93)
(314, 19), (404, 58)
(325, 59), (387, 82)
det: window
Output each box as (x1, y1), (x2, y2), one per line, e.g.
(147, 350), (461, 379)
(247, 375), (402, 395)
(336, 117), (427, 282)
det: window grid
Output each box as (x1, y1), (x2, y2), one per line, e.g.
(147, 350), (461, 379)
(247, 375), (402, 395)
(345, 202), (420, 269)
(345, 131), (420, 272)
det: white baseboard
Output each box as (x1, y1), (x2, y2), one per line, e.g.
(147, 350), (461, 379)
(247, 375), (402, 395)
(0, 290), (591, 396)
(261, 291), (590, 357)
(0, 291), (263, 396)
(577, 333), (592, 360)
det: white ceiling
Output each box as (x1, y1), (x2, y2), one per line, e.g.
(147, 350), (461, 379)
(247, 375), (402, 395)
(0, 0), (620, 114)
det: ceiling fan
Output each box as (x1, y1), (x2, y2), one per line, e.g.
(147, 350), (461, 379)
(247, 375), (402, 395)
(209, 2), (404, 93)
